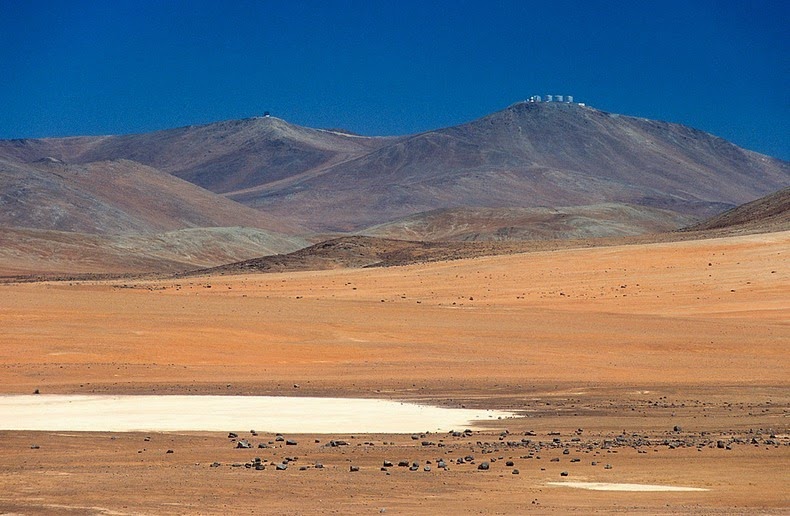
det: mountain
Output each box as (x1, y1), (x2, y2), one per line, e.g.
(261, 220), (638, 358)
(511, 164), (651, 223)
(1, 102), (787, 244)
(0, 116), (393, 196)
(0, 157), (307, 275)
(0, 157), (298, 235)
(240, 102), (787, 231)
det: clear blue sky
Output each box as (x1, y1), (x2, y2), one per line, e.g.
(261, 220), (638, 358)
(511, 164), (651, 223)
(1, 0), (788, 159)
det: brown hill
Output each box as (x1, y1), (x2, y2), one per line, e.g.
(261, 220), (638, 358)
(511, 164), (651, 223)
(360, 203), (696, 241)
(183, 233), (679, 277)
(187, 185), (790, 278)
(0, 226), (308, 277)
(682, 187), (789, 234)
(0, 157), (298, 235)
(186, 236), (531, 276)
(0, 157), (308, 275)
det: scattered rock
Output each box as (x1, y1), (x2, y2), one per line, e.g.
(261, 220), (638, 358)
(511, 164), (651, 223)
(286, 439), (298, 446)
(276, 463), (287, 471)
(512, 469), (520, 475)
(478, 462), (490, 471)
(560, 471), (569, 477)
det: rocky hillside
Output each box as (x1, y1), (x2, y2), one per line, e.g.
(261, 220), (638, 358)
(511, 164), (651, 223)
(245, 102), (787, 231)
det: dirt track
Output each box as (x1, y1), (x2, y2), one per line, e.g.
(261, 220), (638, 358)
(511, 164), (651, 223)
(0, 231), (787, 513)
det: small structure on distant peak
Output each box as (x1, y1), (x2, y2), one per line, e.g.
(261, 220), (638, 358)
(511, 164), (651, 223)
(263, 111), (271, 117)
(527, 94), (584, 106)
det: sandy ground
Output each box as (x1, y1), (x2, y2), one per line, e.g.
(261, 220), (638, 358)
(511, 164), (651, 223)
(0, 231), (788, 513)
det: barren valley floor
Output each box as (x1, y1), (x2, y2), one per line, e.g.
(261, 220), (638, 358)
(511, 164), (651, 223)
(1, 232), (788, 514)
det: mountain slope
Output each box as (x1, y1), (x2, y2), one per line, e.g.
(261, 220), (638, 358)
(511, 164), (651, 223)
(189, 188), (790, 278)
(0, 226), (308, 276)
(1, 104), (787, 238)
(0, 157), (300, 236)
(682, 186), (789, 234)
(0, 117), (393, 195)
(360, 204), (696, 242)
(237, 102), (787, 231)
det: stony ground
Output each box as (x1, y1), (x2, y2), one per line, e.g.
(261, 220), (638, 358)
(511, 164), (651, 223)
(2, 393), (787, 514)
(0, 231), (787, 514)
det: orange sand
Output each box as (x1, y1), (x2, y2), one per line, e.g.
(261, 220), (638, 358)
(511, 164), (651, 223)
(0, 231), (787, 513)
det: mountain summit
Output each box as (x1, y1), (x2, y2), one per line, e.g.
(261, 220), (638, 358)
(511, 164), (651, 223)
(231, 102), (788, 230)
(1, 102), (787, 234)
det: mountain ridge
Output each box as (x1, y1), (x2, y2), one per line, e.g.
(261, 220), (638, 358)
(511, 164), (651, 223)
(1, 101), (787, 244)
(235, 102), (787, 230)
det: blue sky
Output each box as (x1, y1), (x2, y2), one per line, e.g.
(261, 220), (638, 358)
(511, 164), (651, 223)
(1, 0), (788, 159)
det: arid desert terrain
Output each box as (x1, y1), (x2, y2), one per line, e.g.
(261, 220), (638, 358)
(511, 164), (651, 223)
(1, 230), (787, 514)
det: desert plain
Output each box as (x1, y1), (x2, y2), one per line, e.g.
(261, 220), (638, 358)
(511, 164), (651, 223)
(0, 231), (788, 514)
